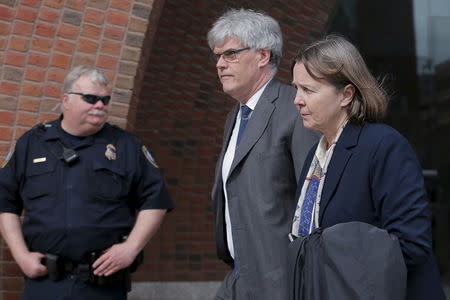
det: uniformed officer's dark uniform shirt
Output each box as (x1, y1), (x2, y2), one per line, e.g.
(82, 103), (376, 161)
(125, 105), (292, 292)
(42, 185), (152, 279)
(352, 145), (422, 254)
(0, 117), (173, 261)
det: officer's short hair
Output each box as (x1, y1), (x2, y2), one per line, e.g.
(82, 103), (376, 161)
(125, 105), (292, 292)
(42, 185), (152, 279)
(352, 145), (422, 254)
(207, 8), (283, 69)
(63, 66), (109, 93)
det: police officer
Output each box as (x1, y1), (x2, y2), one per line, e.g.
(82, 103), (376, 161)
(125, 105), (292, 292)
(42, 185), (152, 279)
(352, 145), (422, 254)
(0, 66), (174, 299)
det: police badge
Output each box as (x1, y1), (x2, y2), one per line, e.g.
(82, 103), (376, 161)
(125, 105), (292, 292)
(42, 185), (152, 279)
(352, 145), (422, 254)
(105, 144), (117, 160)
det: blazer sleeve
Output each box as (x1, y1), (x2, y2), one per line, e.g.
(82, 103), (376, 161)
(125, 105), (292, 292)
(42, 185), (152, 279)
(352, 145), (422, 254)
(370, 130), (432, 267)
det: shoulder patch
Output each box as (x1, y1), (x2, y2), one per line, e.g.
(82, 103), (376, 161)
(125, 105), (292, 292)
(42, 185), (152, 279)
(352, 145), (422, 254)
(1, 143), (15, 168)
(142, 145), (159, 168)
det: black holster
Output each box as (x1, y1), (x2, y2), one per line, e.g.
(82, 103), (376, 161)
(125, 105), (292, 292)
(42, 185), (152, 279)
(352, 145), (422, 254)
(42, 253), (63, 281)
(88, 251), (132, 291)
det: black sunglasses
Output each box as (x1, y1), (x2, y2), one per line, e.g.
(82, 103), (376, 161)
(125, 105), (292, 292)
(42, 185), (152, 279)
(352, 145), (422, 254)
(67, 92), (111, 105)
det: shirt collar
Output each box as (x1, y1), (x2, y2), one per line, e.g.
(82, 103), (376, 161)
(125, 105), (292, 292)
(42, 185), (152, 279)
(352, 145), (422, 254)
(242, 79), (271, 111)
(315, 120), (348, 167)
(40, 115), (110, 147)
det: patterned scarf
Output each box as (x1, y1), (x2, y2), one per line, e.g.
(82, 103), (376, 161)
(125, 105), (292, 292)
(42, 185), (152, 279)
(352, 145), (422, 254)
(291, 122), (347, 237)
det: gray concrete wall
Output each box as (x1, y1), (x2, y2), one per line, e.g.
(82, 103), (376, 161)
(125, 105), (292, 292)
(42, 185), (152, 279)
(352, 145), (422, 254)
(129, 281), (450, 300)
(129, 281), (221, 300)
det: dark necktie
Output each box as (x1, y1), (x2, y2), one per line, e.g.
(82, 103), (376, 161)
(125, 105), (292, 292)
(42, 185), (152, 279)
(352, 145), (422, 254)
(236, 105), (252, 146)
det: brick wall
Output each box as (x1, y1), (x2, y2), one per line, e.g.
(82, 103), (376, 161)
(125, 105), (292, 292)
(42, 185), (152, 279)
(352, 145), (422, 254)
(134, 0), (337, 282)
(0, 0), (337, 297)
(0, 0), (162, 162)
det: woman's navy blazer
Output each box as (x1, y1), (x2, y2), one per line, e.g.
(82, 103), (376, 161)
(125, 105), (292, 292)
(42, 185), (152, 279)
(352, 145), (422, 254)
(295, 122), (445, 300)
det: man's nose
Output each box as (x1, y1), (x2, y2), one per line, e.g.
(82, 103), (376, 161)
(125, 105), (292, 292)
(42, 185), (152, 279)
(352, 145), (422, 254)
(92, 99), (106, 108)
(216, 55), (227, 68)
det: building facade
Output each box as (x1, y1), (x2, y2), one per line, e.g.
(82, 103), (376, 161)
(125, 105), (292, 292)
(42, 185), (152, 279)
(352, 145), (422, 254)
(1, 0), (448, 299)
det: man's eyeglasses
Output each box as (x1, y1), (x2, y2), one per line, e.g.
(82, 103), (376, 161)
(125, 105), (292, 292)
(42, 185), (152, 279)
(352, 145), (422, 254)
(210, 47), (250, 63)
(68, 92), (111, 105)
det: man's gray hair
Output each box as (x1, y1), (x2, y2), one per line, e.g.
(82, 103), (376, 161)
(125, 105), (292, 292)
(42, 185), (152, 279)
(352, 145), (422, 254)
(62, 65), (109, 93)
(207, 8), (283, 68)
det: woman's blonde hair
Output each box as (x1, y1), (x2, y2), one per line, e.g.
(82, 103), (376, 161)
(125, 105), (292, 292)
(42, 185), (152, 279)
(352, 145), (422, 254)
(294, 35), (388, 125)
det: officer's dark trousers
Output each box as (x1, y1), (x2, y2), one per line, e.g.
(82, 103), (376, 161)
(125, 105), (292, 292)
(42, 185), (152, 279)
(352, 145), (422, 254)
(22, 275), (127, 300)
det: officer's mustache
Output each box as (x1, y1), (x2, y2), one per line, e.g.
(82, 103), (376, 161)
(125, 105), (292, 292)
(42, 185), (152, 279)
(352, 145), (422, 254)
(88, 109), (106, 116)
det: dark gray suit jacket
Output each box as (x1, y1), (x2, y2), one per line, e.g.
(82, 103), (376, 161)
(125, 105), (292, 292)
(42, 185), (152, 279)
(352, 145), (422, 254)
(212, 79), (319, 300)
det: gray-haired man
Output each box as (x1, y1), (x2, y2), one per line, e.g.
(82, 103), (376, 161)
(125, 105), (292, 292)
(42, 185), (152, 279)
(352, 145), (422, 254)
(208, 8), (319, 300)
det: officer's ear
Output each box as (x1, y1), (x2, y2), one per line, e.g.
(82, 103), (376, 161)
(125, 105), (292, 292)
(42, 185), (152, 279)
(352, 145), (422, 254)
(61, 94), (69, 111)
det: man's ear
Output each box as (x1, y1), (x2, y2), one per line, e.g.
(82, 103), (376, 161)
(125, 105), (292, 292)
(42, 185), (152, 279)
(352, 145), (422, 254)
(61, 94), (69, 110)
(340, 84), (355, 107)
(257, 49), (271, 67)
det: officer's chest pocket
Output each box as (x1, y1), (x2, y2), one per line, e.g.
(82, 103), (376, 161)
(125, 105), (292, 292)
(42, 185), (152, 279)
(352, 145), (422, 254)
(23, 162), (56, 200)
(91, 161), (125, 201)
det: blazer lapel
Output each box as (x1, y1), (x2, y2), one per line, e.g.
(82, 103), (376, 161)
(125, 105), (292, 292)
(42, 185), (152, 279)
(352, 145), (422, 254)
(319, 124), (361, 223)
(228, 80), (279, 175)
(294, 147), (316, 201)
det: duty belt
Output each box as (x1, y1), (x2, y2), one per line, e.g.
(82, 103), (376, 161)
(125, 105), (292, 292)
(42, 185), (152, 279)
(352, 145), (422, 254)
(42, 253), (131, 291)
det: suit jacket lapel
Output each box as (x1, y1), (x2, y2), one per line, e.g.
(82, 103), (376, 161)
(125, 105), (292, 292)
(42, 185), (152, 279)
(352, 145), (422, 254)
(228, 79), (279, 175)
(319, 123), (361, 223)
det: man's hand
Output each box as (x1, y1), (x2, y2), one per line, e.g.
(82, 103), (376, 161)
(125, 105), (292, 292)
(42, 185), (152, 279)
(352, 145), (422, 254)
(92, 242), (138, 276)
(16, 251), (47, 278)
(91, 209), (166, 277)
(0, 213), (47, 278)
